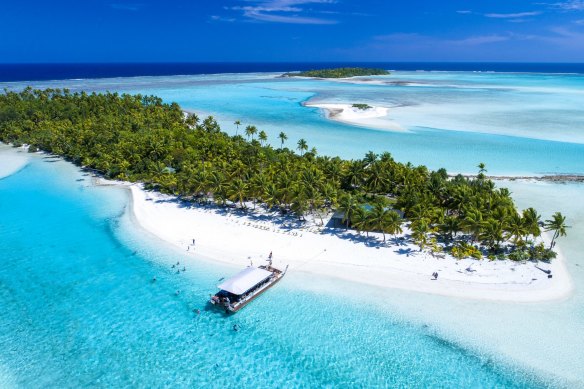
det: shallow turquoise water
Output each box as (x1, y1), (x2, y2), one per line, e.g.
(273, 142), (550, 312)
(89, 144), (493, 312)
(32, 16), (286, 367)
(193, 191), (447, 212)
(2, 70), (584, 387)
(4, 71), (584, 175)
(0, 153), (551, 387)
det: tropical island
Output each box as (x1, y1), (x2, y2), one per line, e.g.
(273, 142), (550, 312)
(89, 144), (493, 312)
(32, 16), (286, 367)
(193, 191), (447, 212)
(283, 67), (390, 78)
(352, 103), (373, 110)
(0, 88), (568, 269)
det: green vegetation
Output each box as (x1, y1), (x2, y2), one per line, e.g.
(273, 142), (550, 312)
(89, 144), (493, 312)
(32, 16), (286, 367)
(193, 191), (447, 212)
(352, 104), (372, 110)
(0, 88), (567, 261)
(283, 67), (390, 78)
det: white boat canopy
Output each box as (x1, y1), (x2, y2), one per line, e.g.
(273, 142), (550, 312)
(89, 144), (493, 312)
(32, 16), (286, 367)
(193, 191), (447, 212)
(217, 267), (272, 295)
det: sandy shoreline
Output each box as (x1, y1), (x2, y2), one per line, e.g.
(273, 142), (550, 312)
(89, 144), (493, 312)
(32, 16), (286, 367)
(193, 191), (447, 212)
(0, 144), (30, 179)
(126, 183), (573, 303)
(305, 102), (406, 132)
(0, 145), (574, 303)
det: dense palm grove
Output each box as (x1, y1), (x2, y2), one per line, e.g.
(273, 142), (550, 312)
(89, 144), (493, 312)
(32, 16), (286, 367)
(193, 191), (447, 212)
(0, 88), (568, 261)
(283, 67), (390, 78)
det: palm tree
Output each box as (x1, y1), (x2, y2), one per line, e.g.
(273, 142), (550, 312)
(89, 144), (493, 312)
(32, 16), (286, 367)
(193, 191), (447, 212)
(263, 183), (279, 210)
(234, 120), (241, 136)
(278, 131), (288, 150)
(366, 202), (389, 241)
(192, 170), (210, 199)
(277, 174), (295, 210)
(351, 207), (369, 236)
(207, 170), (228, 206)
(366, 202), (400, 242)
(439, 216), (459, 241)
(477, 162), (487, 174)
(291, 191), (309, 220)
(244, 125), (257, 141)
(250, 173), (269, 209)
(544, 212), (569, 248)
(297, 138), (308, 156)
(338, 193), (360, 229)
(522, 207), (541, 240)
(477, 162), (487, 180)
(364, 151), (378, 165)
(386, 211), (403, 241)
(345, 161), (366, 189)
(365, 162), (390, 193)
(479, 218), (504, 252)
(504, 212), (527, 246)
(258, 130), (268, 146)
(321, 183), (338, 209)
(227, 178), (248, 208)
(411, 218), (431, 251)
(186, 113), (199, 127)
(461, 208), (483, 243)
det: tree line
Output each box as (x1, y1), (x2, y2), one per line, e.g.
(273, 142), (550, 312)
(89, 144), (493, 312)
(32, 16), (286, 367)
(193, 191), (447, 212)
(0, 88), (568, 261)
(283, 67), (390, 78)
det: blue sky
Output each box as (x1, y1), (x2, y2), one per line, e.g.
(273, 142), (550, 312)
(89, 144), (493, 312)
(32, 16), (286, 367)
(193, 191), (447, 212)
(2, 0), (584, 62)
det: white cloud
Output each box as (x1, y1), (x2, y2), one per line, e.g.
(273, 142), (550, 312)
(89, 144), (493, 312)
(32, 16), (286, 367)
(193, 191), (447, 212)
(241, 10), (337, 24)
(551, 1), (584, 10)
(484, 11), (542, 18)
(384, 33), (509, 46)
(210, 15), (236, 23)
(231, 0), (337, 24)
(453, 35), (510, 45)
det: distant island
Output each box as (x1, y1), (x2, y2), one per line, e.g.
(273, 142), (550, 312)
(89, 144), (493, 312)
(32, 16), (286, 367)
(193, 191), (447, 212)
(352, 103), (372, 110)
(283, 67), (390, 78)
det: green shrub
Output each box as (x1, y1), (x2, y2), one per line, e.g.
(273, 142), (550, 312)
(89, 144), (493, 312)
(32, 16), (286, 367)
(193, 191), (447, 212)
(352, 103), (372, 110)
(450, 241), (482, 260)
(529, 243), (557, 261)
(508, 249), (529, 262)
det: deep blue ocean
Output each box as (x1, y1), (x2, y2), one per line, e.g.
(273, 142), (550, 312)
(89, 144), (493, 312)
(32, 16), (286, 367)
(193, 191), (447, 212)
(2, 62), (584, 82)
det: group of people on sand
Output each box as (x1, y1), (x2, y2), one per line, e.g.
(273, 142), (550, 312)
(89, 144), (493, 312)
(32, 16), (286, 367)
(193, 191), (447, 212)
(187, 238), (196, 251)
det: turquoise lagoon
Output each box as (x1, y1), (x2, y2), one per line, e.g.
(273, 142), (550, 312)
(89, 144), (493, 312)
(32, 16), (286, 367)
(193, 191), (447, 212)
(2, 70), (584, 387)
(0, 149), (546, 387)
(6, 71), (584, 175)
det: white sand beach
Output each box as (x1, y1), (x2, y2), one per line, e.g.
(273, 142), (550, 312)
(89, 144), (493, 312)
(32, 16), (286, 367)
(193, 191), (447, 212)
(128, 184), (572, 303)
(305, 103), (406, 132)
(0, 145), (29, 179)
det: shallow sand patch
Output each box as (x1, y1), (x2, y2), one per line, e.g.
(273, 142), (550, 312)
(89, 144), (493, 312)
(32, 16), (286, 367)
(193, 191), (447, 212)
(305, 103), (406, 132)
(0, 145), (30, 180)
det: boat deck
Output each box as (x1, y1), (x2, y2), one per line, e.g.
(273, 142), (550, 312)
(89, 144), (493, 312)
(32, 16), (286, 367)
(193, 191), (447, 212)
(210, 265), (286, 313)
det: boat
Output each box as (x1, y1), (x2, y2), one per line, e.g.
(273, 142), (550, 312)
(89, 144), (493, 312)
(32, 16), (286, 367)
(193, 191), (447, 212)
(210, 263), (288, 313)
